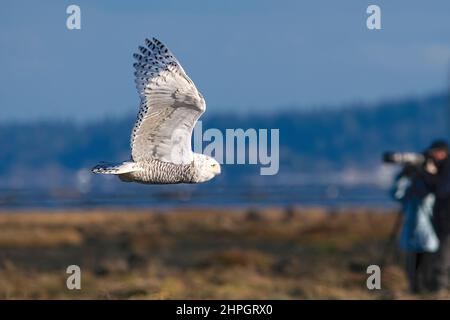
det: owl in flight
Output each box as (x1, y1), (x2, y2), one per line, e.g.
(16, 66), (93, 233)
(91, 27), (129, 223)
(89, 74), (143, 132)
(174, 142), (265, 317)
(92, 38), (221, 184)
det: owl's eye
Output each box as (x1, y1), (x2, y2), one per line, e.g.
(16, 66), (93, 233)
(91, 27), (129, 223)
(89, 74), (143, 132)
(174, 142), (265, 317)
(211, 164), (216, 167)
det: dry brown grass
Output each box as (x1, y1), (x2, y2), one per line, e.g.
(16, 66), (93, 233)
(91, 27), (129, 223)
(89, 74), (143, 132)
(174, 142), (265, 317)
(0, 207), (447, 299)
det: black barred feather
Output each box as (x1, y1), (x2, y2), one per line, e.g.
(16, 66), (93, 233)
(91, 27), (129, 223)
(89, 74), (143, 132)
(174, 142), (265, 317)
(129, 37), (203, 162)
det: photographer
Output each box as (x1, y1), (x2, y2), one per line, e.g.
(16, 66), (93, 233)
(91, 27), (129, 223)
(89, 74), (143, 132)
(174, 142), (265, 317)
(421, 140), (450, 292)
(391, 163), (438, 293)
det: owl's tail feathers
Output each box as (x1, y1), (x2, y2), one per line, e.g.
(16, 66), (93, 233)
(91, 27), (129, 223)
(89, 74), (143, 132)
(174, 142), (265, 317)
(91, 161), (138, 175)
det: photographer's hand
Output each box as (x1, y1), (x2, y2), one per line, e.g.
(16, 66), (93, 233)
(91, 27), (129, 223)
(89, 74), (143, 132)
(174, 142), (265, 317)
(425, 159), (438, 175)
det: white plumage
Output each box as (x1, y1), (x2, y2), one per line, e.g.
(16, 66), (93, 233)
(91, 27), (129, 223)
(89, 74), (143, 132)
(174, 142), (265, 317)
(92, 38), (221, 184)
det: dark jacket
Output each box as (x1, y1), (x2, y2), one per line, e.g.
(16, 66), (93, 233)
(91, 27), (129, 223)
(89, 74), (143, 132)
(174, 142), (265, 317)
(425, 159), (450, 198)
(422, 158), (450, 236)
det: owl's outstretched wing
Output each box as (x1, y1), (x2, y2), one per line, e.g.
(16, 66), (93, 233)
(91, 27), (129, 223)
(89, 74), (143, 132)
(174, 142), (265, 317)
(130, 38), (206, 165)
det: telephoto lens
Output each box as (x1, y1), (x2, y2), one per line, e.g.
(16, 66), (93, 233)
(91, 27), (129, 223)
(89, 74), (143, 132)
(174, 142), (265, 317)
(382, 152), (425, 165)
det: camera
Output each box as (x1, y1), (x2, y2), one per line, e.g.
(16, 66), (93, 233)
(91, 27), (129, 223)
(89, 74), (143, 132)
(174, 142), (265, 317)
(382, 152), (426, 166)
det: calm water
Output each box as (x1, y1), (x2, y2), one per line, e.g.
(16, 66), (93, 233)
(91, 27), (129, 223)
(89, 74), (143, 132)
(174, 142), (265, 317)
(0, 184), (395, 210)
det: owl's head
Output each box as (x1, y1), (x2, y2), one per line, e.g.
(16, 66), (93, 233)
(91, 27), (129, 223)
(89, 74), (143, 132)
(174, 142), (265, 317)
(193, 153), (221, 183)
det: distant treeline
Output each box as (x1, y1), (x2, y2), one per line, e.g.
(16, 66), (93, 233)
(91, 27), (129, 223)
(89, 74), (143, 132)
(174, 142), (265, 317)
(0, 93), (448, 180)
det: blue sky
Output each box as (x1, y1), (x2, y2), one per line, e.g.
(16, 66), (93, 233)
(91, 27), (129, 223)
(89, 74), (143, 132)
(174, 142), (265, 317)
(1, 0), (449, 121)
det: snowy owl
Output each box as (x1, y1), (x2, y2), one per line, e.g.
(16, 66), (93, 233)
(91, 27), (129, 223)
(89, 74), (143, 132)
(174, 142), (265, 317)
(92, 38), (221, 184)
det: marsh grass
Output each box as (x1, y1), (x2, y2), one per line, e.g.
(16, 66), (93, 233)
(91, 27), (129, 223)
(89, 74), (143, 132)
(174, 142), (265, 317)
(0, 207), (445, 299)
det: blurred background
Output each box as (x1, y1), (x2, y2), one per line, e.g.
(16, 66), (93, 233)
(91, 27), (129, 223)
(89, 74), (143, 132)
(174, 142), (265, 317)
(0, 0), (449, 299)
